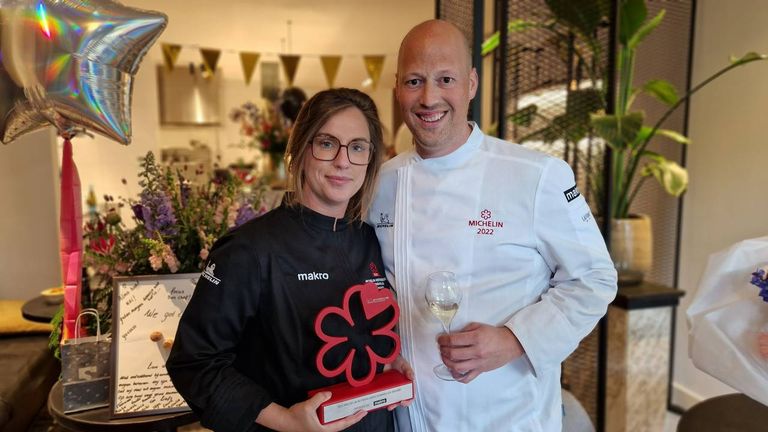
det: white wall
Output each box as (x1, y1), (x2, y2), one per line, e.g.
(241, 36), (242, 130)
(0, 128), (61, 300)
(673, 0), (768, 408)
(0, 0), (432, 299)
(74, 0), (432, 211)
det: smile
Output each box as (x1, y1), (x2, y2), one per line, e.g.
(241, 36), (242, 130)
(416, 112), (446, 123)
(326, 175), (352, 186)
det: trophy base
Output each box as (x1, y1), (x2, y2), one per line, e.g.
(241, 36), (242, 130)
(308, 370), (413, 424)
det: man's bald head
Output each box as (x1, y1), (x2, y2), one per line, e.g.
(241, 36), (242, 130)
(398, 19), (472, 75)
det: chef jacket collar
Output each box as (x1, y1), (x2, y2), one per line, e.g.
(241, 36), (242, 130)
(412, 122), (483, 169)
(283, 201), (350, 232)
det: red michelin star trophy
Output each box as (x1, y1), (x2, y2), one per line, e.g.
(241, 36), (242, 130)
(310, 282), (413, 424)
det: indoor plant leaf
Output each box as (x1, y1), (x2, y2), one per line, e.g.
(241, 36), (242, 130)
(508, 104), (538, 127)
(627, 9), (665, 49)
(481, 19), (541, 56)
(636, 126), (690, 145)
(642, 79), (679, 106)
(655, 128), (690, 145)
(618, 0), (647, 45)
(545, 0), (604, 37)
(730, 51), (768, 66)
(590, 111), (644, 150)
(566, 88), (604, 121)
(641, 151), (689, 196)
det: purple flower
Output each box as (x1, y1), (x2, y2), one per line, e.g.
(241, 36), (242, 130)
(140, 190), (178, 237)
(234, 204), (257, 227)
(131, 203), (145, 222)
(750, 268), (768, 302)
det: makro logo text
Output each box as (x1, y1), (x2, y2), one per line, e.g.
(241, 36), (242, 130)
(297, 272), (330, 281)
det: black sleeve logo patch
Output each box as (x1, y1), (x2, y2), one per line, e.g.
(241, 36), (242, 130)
(564, 185), (581, 203)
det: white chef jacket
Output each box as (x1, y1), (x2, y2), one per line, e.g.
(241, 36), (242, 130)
(367, 124), (617, 432)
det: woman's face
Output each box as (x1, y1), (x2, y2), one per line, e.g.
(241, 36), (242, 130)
(301, 107), (370, 218)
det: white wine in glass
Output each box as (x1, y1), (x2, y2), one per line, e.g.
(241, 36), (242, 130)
(424, 271), (462, 381)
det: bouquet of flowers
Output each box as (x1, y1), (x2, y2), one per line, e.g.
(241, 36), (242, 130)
(751, 266), (768, 359)
(81, 151), (268, 331)
(751, 267), (768, 300)
(230, 101), (289, 165)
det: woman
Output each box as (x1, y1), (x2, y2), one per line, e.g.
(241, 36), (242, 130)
(167, 88), (410, 432)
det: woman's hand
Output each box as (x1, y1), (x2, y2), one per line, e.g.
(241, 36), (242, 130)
(383, 355), (415, 411)
(256, 393), (366, 432)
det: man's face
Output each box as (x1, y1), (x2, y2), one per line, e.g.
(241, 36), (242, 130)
(396, 24), (477, 159)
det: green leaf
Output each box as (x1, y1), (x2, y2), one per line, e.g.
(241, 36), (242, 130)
(730, 51), (768, 66)
(553, 113), (589, 143)
(481, 20), (540, 56)
(507, 104), (538, 127)
(641, 152), (689, 196)
(566, 88), (604, 121)
(618, 0), (647, 45)
(628, 9), (665, 49)
(590, 111), (644, 150)
(656, 129), (690, 144)
(642, 79), (679, 106)
(636, 126), (690, 146)
(545, 0), (605, 37)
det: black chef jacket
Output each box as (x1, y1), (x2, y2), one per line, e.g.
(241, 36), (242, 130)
(167, 203), (396, 432)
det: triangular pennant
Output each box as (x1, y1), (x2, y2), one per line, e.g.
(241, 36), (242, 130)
(363, 55), (386, 90)
(239, 52), (261, 85)
(319, 55), (342, 88)
(161, 43), (181, 71)
(200, 48), (221, 77)
(279, 54), (301, 87)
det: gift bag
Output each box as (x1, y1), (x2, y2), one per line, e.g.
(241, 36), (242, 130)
(687, 235), (768, 406)
(61, 308), (111, 413)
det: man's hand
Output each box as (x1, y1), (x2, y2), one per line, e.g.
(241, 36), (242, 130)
(383, 355), (415, 410)
(437, 322), (524, 383)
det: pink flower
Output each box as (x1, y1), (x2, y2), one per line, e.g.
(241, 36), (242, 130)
(162, 244), (180, 273)
(199, 248), (209, 261)
(149, 254), (163, 271)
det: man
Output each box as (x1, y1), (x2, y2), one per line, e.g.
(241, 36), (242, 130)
(367, 20), (617, 431)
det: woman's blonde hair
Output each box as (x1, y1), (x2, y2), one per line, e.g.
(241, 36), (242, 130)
(283, 88), (384, 222)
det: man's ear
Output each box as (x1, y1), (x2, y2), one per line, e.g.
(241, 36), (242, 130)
(393, 73), (400, 102)
(468, 68), (479, 100)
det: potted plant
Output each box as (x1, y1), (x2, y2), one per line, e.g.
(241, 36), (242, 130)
(484, 0), (767, 283)
(591, 0), (766, 283)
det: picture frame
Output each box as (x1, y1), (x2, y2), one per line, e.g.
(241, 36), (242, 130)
(110, 273), (199, 418)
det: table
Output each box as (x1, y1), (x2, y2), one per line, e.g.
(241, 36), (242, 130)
(48, 381), (198, 432)
(22, 295), (61, 323)
(677, 393), (768, 431)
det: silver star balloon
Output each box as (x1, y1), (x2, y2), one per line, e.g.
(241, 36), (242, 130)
(0, 0), (167, 145)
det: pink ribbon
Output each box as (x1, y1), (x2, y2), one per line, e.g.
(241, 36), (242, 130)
(60, 139), (82, 340)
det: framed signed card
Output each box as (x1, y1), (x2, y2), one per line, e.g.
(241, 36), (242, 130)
(110, 273), (198, 417)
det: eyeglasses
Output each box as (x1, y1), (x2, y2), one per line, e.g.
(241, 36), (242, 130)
(311, 133), (374, 166)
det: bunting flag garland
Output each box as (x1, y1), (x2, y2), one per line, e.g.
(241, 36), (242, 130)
(239, 52), (261, 85)
(161, 41), (394, 87)
(363, 55), (386, 90)
(161, 43), (182, 71)
(320, 55), (342, 88)
(200, 48), (222, 77)
(279, 54), (301, 87)
(60, 139), (83, 340)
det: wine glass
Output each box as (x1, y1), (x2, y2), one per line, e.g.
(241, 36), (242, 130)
(424, 271), (462, 381)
